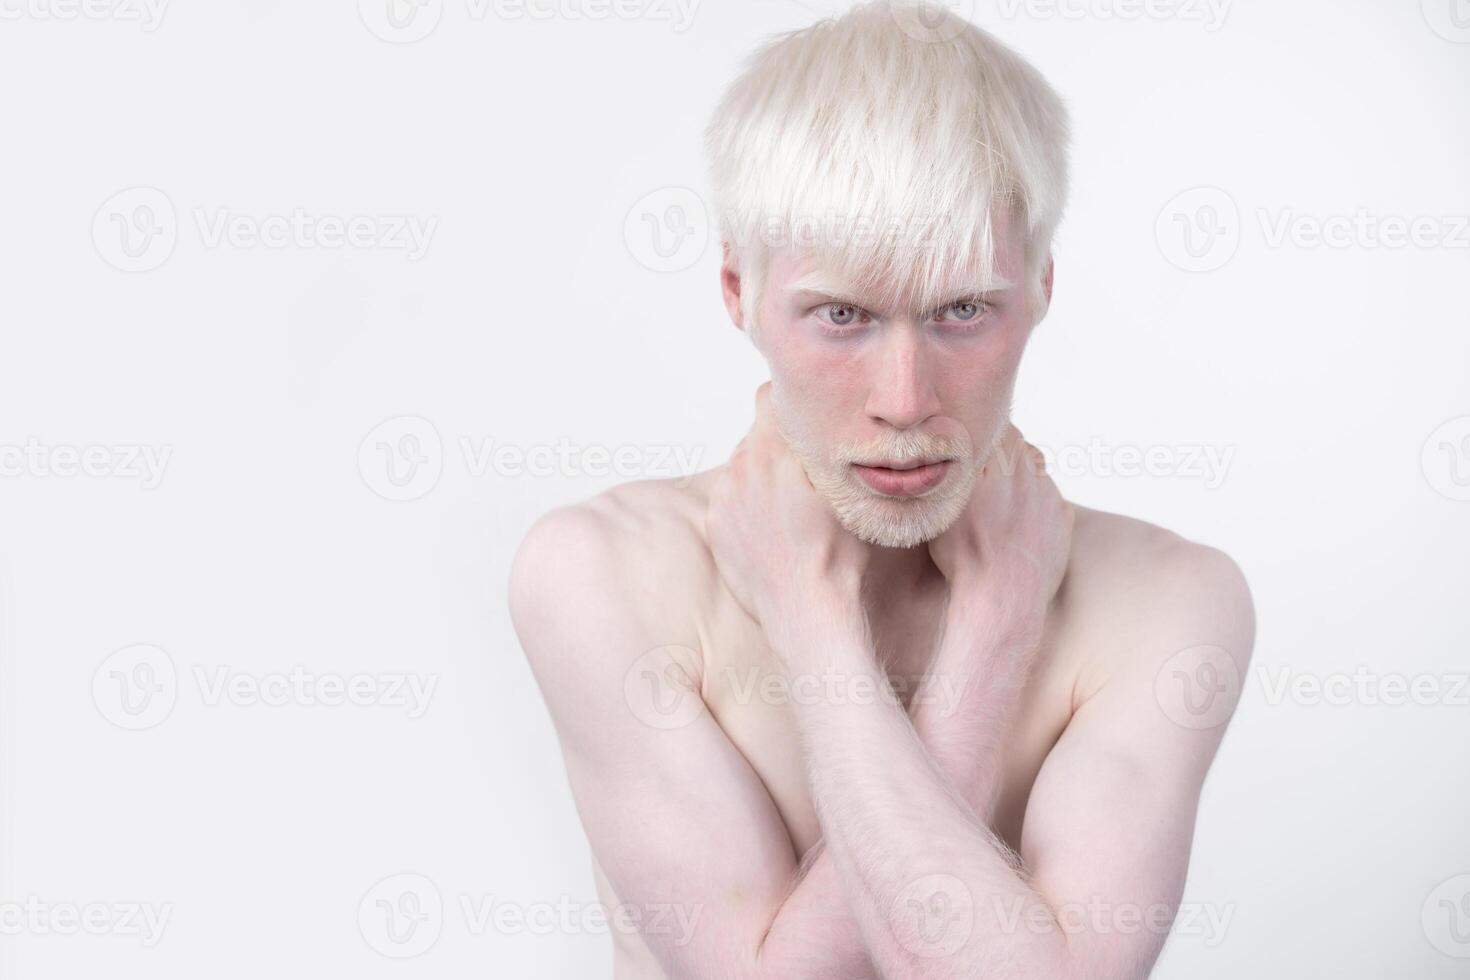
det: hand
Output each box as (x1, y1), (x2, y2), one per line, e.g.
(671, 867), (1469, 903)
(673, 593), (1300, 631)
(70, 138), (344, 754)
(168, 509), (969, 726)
(910, 426), (1071, 763)
(927, 424), (1074, 636)
(705, 382), (868, 645)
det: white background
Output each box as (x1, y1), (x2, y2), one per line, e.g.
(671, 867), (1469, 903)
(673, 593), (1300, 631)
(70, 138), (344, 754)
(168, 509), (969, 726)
(1, 0), (1467, 976)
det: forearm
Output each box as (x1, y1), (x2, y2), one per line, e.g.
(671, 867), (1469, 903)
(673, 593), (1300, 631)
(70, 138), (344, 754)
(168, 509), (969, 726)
(777, 602), (1071, 980)
(908, 593), (1045, 824)
(754, 840), (881, 978)
(751, 599), (1033, 979)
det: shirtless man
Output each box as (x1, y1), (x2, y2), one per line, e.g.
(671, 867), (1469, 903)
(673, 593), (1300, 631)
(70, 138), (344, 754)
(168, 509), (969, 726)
(508, 3), (1255, 977)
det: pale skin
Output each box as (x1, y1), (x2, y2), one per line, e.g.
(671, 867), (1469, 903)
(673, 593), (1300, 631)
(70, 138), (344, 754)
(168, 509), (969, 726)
(508, 206), (1255, 978)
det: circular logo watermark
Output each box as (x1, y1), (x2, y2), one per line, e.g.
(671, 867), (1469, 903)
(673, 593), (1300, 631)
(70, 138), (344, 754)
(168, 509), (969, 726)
(1153, 644), (1241, 730)
(357, 0), (443, 43)
(1421, 0), (1470, 43)
(622, 645), (704, 730)
(92, 186), (177, 273)
(1422, 873), (1470, 958)
(1421, 415), (1470, 502)
(1155, 186), (1240, 272)
(358, 415), (443, 502)
(888, 0), (976, 43)
(358, 872), (443, 958)
(623, 187), (709, 273)
(890, 873), (974, 958)
(92, 644), (178, 730)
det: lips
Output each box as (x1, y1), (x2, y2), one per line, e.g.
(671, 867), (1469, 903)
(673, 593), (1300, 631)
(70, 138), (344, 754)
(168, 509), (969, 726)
(851, 460), (951, 497)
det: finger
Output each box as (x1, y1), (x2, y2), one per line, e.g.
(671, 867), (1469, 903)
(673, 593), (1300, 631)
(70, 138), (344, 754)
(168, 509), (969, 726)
(750, 381), (791, 454)
(982, 422), (1022, 474)
(752, 381), (776, 435)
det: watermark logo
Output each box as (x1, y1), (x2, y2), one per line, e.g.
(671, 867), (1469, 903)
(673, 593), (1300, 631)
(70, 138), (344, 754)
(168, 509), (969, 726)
(623, 645), (705, 730)
(193, 208), (436, 259)
(987, 0), (1230, 30)
(1421, 0), (1470, 43)
(0, 897), (173, 946)
(0, 0), (169, 30)
(458, 436), (703, 484)
(1156, 186), (1240, 273)
(360, 0), (699, 41)
(359, 0), (443, 42)
(1257, 208), (1469, 250)
(1422, 874), (1470, 958)
(193, 665), (437, 718)
(1159, 191), (1468, 271)
(92, 644), (178, 731)
(357, 418), (706, 502)
(890, 873), (974, 958)
(992, 895), (1234, 946)
(990, 436), (1237, 489)
(93, 188), (437, 271)
(359, 873), (444, 958)
(93, 186), (177, 273)
(358, 877), (703, 953)
(481, 0), (700, 30)
(1257, 665), (1470, 708)
(0, 438), (172, 489)
(1422, 415), (1470, 502)
(889, 0), (975, 43)
(459, 894), (701, 943)
(94, 647), (438, 726)
(624, 187), (709, 273)
(1154, 644), (1241, 729)
(359, 416), (444, 502)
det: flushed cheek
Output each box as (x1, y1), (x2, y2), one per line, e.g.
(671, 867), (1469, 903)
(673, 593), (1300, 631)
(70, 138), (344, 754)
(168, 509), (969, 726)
(770, 377), (858, 454)
(934, 349), (1013, 402)
(933, 363), (1019, 449)
(769, 335), (868, 421)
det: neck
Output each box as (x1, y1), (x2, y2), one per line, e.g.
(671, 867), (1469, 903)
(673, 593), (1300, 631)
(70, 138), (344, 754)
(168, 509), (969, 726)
(860, 539), (938, 599)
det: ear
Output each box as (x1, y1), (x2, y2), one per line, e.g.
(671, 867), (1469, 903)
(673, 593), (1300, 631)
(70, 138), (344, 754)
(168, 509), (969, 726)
(719, 241), (746, 333)
(1028, 253), (1055, 328)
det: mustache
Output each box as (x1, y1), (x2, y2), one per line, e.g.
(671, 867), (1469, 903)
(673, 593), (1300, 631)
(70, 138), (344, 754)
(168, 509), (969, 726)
(830, 431), (974, 466)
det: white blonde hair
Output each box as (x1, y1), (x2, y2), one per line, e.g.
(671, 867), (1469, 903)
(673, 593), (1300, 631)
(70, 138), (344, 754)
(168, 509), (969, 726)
(704, 0), (1070, 342)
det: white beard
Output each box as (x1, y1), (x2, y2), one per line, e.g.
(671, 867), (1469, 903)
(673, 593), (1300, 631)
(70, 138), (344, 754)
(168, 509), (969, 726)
(773, 397), (1008, 550)
(807, 449), (977, 548)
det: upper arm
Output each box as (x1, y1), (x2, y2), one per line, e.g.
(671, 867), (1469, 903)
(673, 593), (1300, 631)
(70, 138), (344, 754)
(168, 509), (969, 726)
(508, 502), (800, 979)
(1017, 543), (1255, 980)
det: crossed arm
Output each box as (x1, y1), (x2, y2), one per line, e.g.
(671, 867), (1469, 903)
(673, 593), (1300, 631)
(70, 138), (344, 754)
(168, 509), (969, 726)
(509, 504), (1254, 979)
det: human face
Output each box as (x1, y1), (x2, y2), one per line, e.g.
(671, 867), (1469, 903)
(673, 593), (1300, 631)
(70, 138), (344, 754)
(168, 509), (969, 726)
(750, 210), (1038, 549)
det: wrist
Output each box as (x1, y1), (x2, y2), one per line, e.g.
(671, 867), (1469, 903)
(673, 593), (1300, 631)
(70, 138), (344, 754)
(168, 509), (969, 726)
(944, 573), (1046, 638)
(765, 587), (870, 670)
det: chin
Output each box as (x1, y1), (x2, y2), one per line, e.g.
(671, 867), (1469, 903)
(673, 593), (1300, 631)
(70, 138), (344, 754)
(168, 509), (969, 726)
(813, 460), (978, 550)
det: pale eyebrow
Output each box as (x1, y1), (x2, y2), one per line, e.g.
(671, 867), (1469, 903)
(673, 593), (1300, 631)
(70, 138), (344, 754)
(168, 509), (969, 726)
(784, 271), (1017, 315)
(784, 271), (864, 297)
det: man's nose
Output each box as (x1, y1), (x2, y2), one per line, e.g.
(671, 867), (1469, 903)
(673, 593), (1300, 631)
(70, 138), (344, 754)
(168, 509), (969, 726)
(864, 328), (941, 430)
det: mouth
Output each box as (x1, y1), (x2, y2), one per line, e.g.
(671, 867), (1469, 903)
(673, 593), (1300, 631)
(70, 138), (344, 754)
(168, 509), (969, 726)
(850, 459), (952, 498)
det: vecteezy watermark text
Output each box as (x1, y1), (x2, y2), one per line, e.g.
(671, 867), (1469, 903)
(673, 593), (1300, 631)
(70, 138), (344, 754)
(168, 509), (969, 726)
(357, 872), (703, 959)
(93, 187), (437, 272)
(357, 0), (701, 43)
(0, 0), (168, 30)
(0, 438), (171, 489)
(0, 897), (172, 947)
(358, 415), (706, 502)
(92, 644), (439, 730)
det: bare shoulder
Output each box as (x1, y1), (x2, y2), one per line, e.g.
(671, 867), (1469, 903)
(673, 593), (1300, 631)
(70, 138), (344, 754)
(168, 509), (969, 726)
(506, 469), (723, 675)
(1058, 504), (1256, 700)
